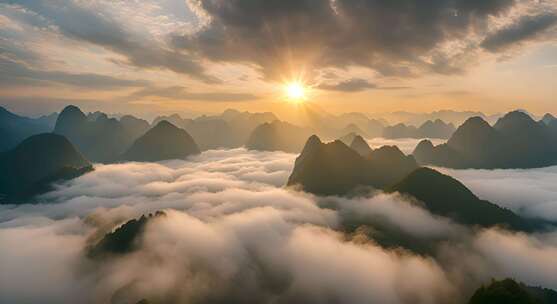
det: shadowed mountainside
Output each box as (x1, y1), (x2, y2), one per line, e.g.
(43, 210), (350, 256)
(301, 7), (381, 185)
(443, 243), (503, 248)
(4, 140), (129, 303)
(349, 135), (373, 157)
(389, 167), (541, 231)
(287, 135), (418, 196)
(88, 211), (166, 258)
(54, 105), (147, 163)
(468, 278), (557, 304)
(414, 111), (557, 169)
(0, 133), (92, 203)
(0, 106), (57, 152)
(122, 121), (200, 162)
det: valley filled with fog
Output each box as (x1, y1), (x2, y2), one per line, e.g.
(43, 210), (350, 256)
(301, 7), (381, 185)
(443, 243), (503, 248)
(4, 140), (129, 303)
(2, 143), (557, 304)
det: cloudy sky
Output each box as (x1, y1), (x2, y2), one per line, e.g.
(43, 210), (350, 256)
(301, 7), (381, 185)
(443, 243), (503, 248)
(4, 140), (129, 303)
(0, 0), (556, 118)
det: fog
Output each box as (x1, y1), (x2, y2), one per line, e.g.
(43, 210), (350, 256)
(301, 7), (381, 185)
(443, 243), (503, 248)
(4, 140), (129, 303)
(1, 148), (557, 303)
(438, 166), (557, 222)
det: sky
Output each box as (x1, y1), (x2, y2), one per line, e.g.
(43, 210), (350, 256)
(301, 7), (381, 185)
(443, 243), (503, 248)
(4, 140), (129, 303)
(0, 0), (556, 119)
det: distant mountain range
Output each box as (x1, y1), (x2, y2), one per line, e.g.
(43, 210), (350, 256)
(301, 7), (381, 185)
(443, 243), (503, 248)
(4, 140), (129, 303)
(0, 106), (57, 152)
(54, 106), (149, 162)
(288, 135), (546, 231)
(383, 119), (456, 139)
(246, 120), (314, 153)
(414, 111), (557, 169)
(0, 133), (92, 203)
(153, 109), (278, 150)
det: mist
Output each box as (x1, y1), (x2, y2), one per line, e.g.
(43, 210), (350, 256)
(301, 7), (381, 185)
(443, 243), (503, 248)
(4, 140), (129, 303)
(438, 166), (557, 222)
(2, 148), (557, 303)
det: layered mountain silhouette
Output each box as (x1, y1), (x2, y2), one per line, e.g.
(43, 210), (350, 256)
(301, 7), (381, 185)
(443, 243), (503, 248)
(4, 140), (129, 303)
(153, 109), (277, 150)
(246, 120), (313, 153)
(0, 133), (92, 203)
(349, 135), (373, 156)
(338, 132), (359, 146)
(287, 135), (418, 195)
(54, 105), (147, 163)
(383, 119), (455, 139)
(0, 106), (57, 152)
(288, 136), (544, 230)
(122, 121), (200, 162)
(389, 168), (540, 230)
(413, 111), (557, 169)
(468, 278), (557, 304)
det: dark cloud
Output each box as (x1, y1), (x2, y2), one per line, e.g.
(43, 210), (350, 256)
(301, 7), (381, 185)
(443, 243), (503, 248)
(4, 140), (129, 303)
(127, 86), (260, 102)
(0, 57), (149, 89)
(318, 78), (412, 92)
(2, 0), (219, 83)
(174, 0), (518, 80)
(319, 78), (377, 92)
(481, 13), (557, 52)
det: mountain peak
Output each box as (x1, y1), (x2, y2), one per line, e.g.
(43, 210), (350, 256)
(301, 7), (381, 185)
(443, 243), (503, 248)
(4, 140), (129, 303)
(302, 134), (322, 150)
(55, 105), (87, 134)
(541, 113), (556, 125)
(349, 135), (373, 156)
(494, 110), (536, 131)
(122, 120), (200, 162)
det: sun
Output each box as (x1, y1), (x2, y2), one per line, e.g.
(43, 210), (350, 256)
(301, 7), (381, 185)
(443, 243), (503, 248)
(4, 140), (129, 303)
(284, 82), (307, 102)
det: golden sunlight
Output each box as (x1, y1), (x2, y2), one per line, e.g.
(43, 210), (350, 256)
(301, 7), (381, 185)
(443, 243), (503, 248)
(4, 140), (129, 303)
(284, 82), (307, 102)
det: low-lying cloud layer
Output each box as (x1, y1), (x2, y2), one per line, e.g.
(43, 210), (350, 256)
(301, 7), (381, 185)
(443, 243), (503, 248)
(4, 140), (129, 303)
(439, 166), (557, 222)
(1, 148), (557, 303)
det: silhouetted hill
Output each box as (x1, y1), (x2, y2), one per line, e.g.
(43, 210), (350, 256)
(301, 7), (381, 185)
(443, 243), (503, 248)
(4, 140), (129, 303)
(120, 115), (150, 140)
(468, 278), (557, 304)
(153, 109), (278, 150)
(541, 113), (556, 125)
(0, 106), (56, 152)
(122, 121), (200, 162)
(338, 132), (358, 145)
(88, 211), (166, 257)
(413, 111), (557, 169)
(383, 123), (419, 139)
(418, 119), (455, 139)
(0, 133), (92, 203)
(287, 136), (417, 195)
(246, 120), (313, 153)
(349, 135), (373, 156)
(383, 119), (455, 139)
(390, 168), (540, 230)
(339, 123), (368, 139)
(54, 105), (141, 162)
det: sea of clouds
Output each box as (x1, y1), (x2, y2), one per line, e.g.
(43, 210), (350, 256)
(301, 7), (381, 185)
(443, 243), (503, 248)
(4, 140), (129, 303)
(1, 148), (557, 304)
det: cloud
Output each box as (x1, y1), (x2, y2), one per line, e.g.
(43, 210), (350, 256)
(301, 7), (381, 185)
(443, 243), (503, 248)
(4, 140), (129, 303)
(2, 148), (557, 303)
(126, 86), (260, 102)
(481, 13), (557, 52)
(2, 0), (219, 83)
(0, 57), (149, 89)
(437, 166), (557, 222)
(318, 78), (377, 92)
(173, 0), (525, 80)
